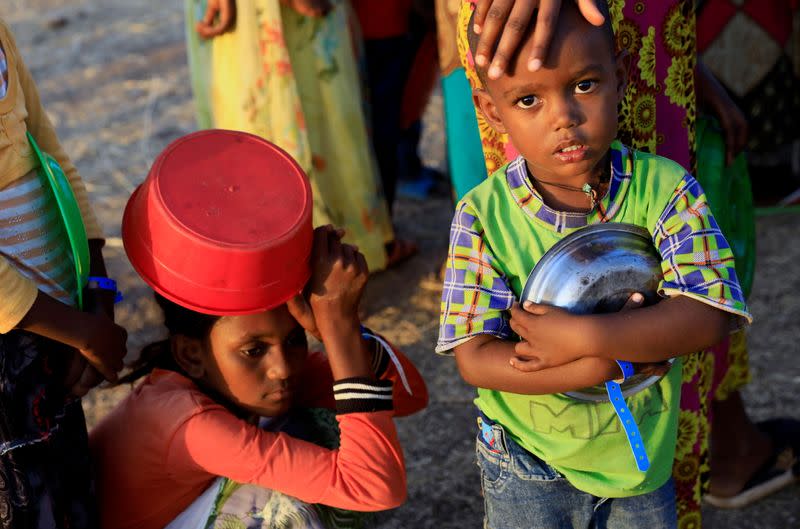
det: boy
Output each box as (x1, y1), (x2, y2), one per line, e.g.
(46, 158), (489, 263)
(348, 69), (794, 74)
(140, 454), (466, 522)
(437, 3), (750, 527)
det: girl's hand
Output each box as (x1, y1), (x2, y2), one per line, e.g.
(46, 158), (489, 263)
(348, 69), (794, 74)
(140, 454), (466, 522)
(288, 226), (348, 341)
(307, 225), (368, 338)
(472, 0), (605, 79)
(305, 225), (371, 379)
(196, 0), (236, 39)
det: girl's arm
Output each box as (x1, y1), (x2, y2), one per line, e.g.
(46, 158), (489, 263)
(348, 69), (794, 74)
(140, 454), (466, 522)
(298, 334), (428, 417)
(169, 397), (407, 511)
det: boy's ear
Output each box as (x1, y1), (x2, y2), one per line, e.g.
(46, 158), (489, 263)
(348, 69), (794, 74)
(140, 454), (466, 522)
(473, 89), (508, 135)
(172, 335), (207, 379)
(614, 49), (632, 103)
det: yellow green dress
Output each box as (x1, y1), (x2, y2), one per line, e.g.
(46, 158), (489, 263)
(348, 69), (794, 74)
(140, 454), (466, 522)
(185, 0), (394, 271)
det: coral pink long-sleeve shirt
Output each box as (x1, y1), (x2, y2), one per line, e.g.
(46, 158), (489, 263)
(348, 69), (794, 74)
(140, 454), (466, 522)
(90, 343), (427, 529)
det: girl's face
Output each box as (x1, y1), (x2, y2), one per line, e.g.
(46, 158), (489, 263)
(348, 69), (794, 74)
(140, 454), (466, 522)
(200, 305), (309, 417)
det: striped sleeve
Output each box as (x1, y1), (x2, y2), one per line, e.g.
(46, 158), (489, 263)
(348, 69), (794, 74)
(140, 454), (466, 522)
(11, 28), (102, 240)
(332, 378), (394, 414)
(436, 201), (515, 354)
(652, 174), (752, 323)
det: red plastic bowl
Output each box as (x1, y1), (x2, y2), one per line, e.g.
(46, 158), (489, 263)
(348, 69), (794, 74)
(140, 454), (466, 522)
(123, 130), (312, 315)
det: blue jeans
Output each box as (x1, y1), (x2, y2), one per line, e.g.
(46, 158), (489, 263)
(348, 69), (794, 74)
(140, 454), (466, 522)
(476, 413), (677, 529)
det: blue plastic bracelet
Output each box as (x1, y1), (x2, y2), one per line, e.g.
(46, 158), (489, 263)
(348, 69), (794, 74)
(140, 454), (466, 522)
(605, 360), (650, 472)
(86, 276), (123, 304)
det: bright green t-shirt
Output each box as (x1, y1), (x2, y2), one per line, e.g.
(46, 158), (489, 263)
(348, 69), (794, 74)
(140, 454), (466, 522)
(437, 142), (750, 498)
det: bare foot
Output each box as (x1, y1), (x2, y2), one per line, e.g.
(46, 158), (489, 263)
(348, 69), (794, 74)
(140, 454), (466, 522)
(709, 429), (773, 497)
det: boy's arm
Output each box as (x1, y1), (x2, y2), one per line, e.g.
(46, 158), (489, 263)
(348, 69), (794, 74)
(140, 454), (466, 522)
(510, 296), (728, 367)
(511, 173), (751, 369)
(454, 334), (623, 395)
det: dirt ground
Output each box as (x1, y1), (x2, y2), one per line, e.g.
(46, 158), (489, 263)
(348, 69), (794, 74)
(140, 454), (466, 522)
(3, 1), (799, 527)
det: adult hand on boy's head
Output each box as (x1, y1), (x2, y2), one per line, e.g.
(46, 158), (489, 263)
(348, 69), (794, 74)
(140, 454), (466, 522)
(473, 0), (605, 79)
(196, 0), (236, 39)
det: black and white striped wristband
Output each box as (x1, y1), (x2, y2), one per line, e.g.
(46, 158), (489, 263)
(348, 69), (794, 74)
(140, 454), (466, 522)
(332, 377), (394, 414)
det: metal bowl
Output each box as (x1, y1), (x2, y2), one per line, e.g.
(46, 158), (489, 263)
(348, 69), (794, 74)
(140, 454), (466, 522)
(520, 223), (672, 401)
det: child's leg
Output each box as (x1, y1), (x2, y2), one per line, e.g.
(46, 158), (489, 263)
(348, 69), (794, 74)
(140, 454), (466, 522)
(476, 413), (595, 529)
(592, 478), (677, 529)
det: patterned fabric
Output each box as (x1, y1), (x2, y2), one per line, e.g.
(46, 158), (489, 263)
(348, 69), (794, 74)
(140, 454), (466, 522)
(436, 142), (749, 500)
(438, 143), (748, 353)
(0, 331), (99, 529)
(0, 43), (7, 99)
(185, 0), (394, 271)
(456, 0), (697, 175)
(0, 170), (77, 308)
(697, 1), (800, 169)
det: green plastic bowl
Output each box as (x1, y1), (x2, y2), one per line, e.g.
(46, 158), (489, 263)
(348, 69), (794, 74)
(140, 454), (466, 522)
(27, 132), (90, 309)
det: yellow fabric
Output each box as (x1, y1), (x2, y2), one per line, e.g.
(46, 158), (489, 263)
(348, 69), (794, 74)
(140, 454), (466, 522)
(0, 19), (101, 332)
(186, 0), (393, 271)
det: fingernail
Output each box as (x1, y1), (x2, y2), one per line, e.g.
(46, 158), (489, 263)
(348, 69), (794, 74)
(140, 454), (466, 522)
(488, 63), (502, 79)
(632, 293), (643, 303)
(473, 23), (482, 35)
(523, 301), (533, 309)
(528, 58), (542, 71)
(475, 53), (487, 67)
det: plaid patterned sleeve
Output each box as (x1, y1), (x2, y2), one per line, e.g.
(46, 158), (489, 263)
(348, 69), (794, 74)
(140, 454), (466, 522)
(436, 202), (516, 354)
(653, 174), (752, 323)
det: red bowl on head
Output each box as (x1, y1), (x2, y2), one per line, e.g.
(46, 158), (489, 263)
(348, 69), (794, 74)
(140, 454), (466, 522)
(122, 129), (313, 315)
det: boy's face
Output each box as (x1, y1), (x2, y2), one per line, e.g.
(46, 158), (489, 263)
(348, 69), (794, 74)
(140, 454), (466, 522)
(474, 9), (628, 186)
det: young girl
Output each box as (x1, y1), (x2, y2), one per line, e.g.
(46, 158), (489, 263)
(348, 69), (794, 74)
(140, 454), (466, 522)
(90, 131), (428, 529)
(1, 18), (127, 529)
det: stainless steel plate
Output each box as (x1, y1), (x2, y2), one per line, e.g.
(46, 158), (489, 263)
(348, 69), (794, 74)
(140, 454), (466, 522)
(520, 223), (673, 401)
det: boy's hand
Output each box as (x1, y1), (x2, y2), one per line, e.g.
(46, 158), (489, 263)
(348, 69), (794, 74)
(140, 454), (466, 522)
(472, 0), (605, 79)
(196, 0), (236, 39)
(509, 292), (646, 371)
(507, 301), (588, 370)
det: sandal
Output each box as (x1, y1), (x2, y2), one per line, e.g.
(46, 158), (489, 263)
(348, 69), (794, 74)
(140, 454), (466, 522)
(385, 238), (418, 269)
(704, 418), (800, 509)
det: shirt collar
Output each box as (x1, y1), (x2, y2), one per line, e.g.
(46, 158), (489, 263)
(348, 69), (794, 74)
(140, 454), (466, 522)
(505, 140), (633, 233)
